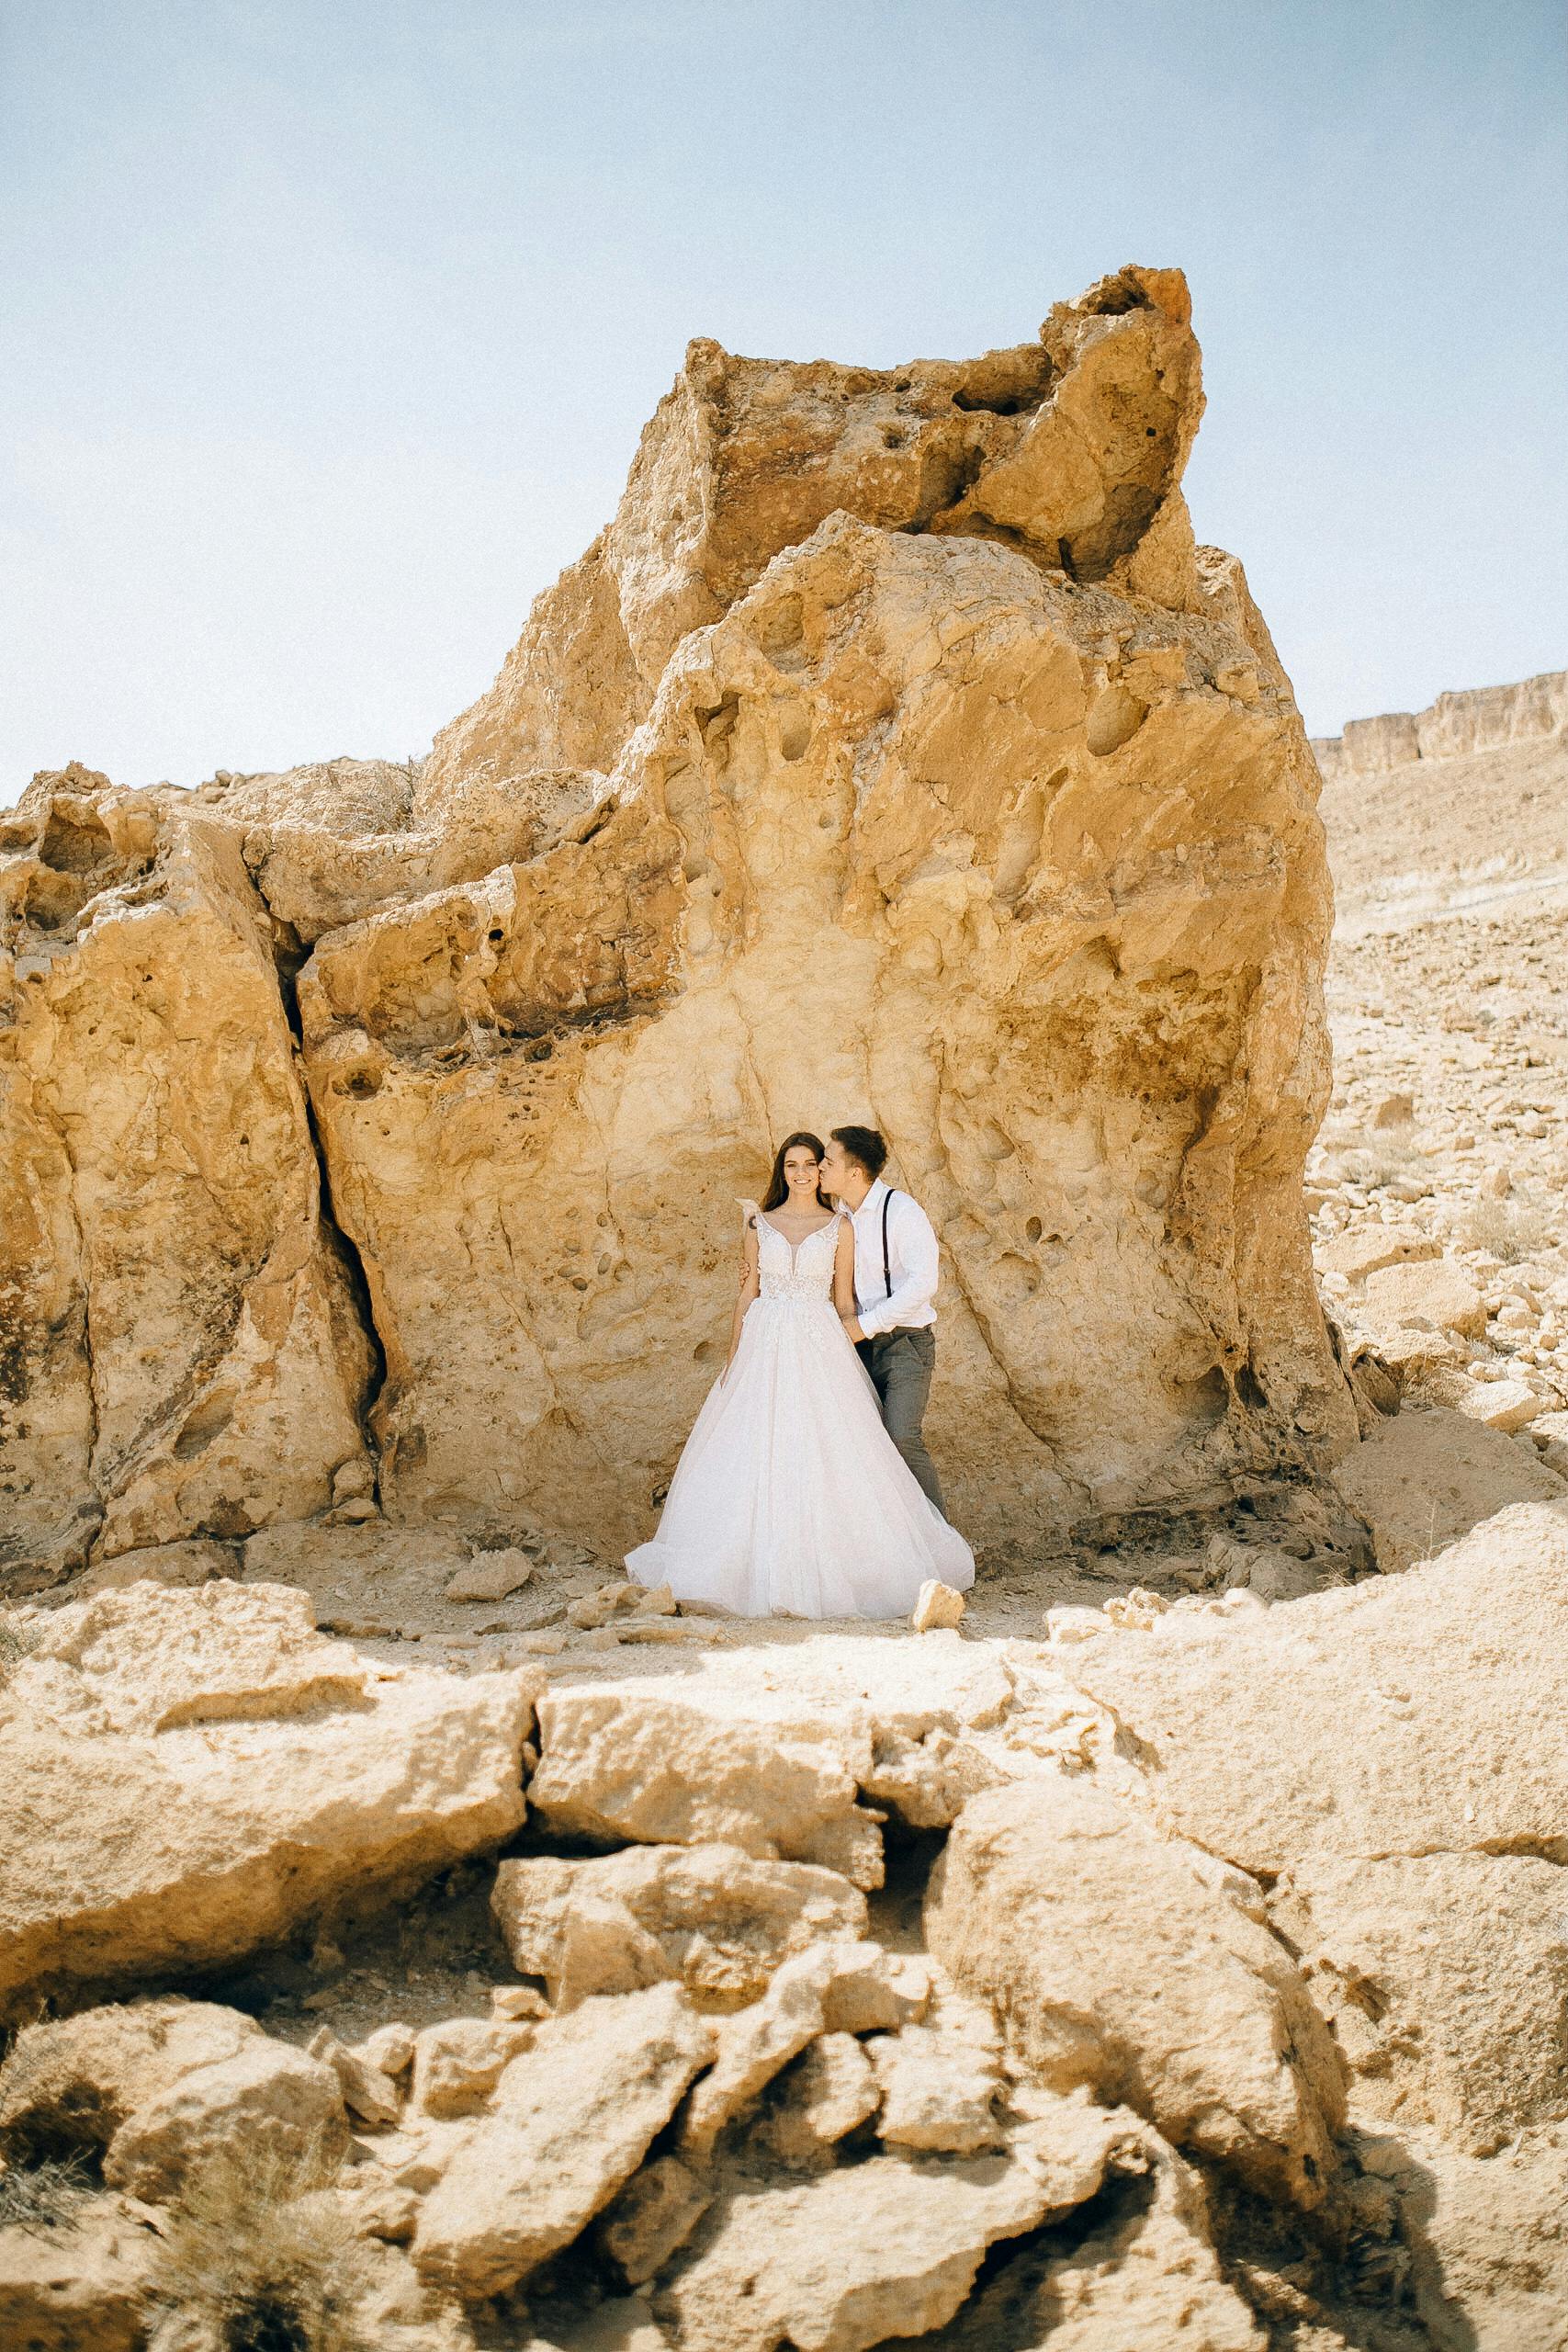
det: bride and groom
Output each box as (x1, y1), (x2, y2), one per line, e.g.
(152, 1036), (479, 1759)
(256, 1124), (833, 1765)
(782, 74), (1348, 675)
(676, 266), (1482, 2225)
(627, 1125), (975, 1618)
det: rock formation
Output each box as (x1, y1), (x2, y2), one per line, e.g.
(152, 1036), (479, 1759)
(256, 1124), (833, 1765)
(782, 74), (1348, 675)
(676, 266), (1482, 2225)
(8, 281), (1568, 2344)
(1311, 667), (1567, 780)
(2, 266), (1359, 1580)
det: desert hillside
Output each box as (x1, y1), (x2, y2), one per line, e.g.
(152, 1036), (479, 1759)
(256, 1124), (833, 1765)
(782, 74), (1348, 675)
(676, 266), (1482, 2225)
(1308, 672), (1568, 1465)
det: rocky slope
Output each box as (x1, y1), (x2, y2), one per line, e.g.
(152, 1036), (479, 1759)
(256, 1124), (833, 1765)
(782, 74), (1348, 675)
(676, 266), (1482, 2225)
(5, 1508), (1568, 2350)
(1307, 670), (1568, 1521)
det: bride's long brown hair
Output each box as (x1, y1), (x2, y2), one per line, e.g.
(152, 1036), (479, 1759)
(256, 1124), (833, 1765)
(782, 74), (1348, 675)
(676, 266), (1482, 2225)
(761, 1130), (831, 1212)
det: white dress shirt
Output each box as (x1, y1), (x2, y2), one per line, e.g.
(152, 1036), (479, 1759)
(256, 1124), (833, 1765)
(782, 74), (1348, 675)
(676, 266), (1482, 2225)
(848, 1178), (939, 1338)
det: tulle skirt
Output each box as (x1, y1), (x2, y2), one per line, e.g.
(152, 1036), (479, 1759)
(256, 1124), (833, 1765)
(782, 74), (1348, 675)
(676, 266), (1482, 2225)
(626, 1297), (976, 1618)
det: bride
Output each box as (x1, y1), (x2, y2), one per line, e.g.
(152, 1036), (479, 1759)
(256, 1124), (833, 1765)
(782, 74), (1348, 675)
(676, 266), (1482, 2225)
(626, 1131), (976, 1618)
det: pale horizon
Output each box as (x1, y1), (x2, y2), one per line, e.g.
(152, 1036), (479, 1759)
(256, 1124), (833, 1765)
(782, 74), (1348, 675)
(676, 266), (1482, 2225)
(3, 0), (1564, 803)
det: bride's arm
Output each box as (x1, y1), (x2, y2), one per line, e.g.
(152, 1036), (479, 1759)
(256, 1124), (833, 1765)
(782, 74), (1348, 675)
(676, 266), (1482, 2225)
(832, 1218), (863, 1339)
(724, 1219), (761, 1380)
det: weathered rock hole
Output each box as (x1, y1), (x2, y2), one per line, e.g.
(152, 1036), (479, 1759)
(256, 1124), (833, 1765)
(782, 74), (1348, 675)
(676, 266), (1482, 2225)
(39, 810), (113, 875)
(1085, 684), (1150, 757)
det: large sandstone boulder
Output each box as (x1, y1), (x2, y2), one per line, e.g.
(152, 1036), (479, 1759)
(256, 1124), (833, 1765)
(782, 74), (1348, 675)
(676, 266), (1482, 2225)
(0, 2195), (155, 2352)
(522, 1634), (1043, 1888)
(1360, 2122), (1568, 2352)
(1050, 1499), (1568, 2188)
(0, 1581), (536, 2016)
(653, 2100), (1137, 2352)
(1, 270), (1351, 1563)
(104, 2035), (348, 2204)
(916, 2137), (1263, 2351)
(1053, 1500), (1568, 1872)
(412, 1984), (715, 2297)
(0, 1996), (265, 2164)
(1273, 1850), (1568, 2154)
(926, 1778), (1345, 2202)
(491, 1842), (868, 2008)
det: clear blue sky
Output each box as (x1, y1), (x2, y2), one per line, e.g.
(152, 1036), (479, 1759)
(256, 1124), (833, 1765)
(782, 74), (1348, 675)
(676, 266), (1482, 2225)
(2, 0), (1563, 799)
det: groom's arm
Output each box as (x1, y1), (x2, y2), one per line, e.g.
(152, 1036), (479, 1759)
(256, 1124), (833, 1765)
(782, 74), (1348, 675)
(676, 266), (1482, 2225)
(855, 1196), (940, 1338)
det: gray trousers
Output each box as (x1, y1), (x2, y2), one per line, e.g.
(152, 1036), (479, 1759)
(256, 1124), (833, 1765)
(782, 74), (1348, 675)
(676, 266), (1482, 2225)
(856, 1327), (944, 1516)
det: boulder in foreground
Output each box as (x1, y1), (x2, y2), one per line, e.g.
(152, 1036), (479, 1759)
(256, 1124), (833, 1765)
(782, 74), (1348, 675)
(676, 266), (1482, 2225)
(0, 1581), (536, 2017)
(1331, 1404), (1563, 1570)
(1055, 1499), (1568, 1875)
(927, 1777), (1345, 2203)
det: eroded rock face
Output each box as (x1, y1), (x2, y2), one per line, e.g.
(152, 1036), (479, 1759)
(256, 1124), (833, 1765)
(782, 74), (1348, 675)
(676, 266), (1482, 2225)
(2, 266), (1353, 1570)
(302, 502), (1350, 1553)
(421, 265), (1205, 799)
(0, 774), (375, 1583)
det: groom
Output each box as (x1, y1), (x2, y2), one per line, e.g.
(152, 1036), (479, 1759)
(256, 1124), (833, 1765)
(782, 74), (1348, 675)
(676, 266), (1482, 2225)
(820, 1126), (947, 1518)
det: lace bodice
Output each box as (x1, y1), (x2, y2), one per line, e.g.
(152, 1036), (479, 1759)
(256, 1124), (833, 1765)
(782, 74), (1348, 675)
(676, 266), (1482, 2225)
(740, 1201), (843, 1303)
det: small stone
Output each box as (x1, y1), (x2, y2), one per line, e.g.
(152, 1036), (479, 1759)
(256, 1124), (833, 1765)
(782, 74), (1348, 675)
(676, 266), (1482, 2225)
(332, 1459), (376, 1504)
(1103, 1584), (1171, 1627)
(910, 1580), (965, 1632)
(818, 1941), (923, 2035)
(343, 2177), (421, 2243)
(615, 1615), (716, 1644)
(355, 2023), (416, 2080)
(306, 2026), (401, 2125)
(444, 1549), (535, 1603)
(1458, 1378), (1546, 1434)
(868, 2005), (1005, 2154)
(1532, 1411), (1568, 1477)
(412, 2018), (535, 2119)
(680, 1950), (833, 2154)
(765, 2031), (881, 2165)
(1371, 1091), (1416, 1129)
(491, 1984), (551, 2022)
(569, 1579), (667, 1629)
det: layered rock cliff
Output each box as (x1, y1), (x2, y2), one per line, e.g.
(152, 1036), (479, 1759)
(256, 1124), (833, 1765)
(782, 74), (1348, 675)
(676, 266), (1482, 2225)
(1, 266), (1358, 1584)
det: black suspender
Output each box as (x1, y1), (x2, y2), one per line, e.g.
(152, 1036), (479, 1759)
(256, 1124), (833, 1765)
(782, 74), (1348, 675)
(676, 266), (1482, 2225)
(881, 1187), (897, 1302)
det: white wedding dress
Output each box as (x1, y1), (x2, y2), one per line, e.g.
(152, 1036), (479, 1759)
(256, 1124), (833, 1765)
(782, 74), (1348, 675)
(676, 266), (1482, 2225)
(626, 1203), (976, 1618)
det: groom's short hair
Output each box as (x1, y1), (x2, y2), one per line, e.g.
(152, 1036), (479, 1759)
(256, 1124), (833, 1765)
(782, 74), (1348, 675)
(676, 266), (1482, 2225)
(831, 1125), (887, 1182)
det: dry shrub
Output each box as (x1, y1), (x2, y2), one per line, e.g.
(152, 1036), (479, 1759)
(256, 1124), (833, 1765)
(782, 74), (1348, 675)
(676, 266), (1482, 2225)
(1458, 1199), (1552, 1262)
(0, 1611), (38, 1689)
(1324, 1126), (1422, 1191)
(146, 2136), (376, 2352)
(0, 2150), (93, 2233)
